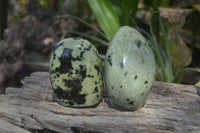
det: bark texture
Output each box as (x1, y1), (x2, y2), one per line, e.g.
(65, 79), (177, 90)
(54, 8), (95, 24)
(0, 72), (199, 133)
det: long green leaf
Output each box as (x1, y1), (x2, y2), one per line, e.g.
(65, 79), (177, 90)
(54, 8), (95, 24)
(110, 0), (139, 26)
(87, 0), (120, 40)
(173, 68), (200, 83)
(68, 30), (109, 46)
(149, 23), (174, 82)
(120, 0), (139, 25)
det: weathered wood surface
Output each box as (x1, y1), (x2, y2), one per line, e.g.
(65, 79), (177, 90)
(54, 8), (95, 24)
(0, 72), (200, 133)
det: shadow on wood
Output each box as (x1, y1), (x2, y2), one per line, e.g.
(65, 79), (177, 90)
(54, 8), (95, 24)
(0, 72), (199, 133)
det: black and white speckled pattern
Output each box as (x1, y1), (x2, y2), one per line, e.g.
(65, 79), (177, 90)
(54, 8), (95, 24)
(49, 38), (103, 107)
(104, 26), (157, 111)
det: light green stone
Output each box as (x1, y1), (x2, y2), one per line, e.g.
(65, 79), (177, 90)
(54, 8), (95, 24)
(104, 26), (157, 110)
(49, 38), (103, 107)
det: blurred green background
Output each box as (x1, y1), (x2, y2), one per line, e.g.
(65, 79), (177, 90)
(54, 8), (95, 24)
(0, 0), (200, 92)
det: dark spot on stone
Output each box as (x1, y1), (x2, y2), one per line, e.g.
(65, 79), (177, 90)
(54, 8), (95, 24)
(69, 71), (73, 75)
(95, 81), (98, 85)
(79, 65), (87, 80)
(124, 72), (128, 76)
(128, 101), (135, 105)
(142, 59), (144, 63)
(55, 48), (73, 73)
(136, 40), (141, 48)
(93, 87), (98, 94)
(120, 59), (124, 69)
(84, 45), (92, 51)
(63, 79), (80, 89)
(53, 42), (63, 54)
(120, 85), (123, 88)
(75, 69), (79, 74)
(126, 99), (130, 101)
(87, 75), (94, 78)
(145, 81), (148, 84)
(56, 73), (60, 77)
(94, 65), (100, 75)
(73, 37), (81, 40)
(111, 86), (114, 89)
(107, 55), (112, 66)
(96, 95), (99, 98)
(54, 80), (86, 105)
(53, 53), (56, 57)
(53, 56), (56, 60)
(141, 92), (144, 96)
(134, 75), (137, 79)
(80, 51), (85, 58)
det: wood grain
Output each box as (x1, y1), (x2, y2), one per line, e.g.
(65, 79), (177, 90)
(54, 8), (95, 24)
(0, 72), (199, 133)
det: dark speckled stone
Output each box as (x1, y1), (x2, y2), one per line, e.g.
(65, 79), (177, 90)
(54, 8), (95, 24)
(49, 38), (103, 107)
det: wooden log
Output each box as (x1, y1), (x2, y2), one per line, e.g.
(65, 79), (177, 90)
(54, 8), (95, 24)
(0, 72), (200, 133)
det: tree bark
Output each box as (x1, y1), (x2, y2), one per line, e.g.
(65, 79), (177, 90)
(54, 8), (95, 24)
(0, 72), (199, 133)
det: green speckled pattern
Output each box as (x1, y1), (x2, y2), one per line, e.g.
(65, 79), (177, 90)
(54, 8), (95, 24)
(49, 38), (103, 107)
(104, 26), (157, 110)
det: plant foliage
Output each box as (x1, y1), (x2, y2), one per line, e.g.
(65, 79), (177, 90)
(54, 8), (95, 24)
(86, 0), (200, 83)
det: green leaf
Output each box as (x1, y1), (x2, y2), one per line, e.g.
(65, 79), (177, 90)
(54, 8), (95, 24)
(149, 23), (174, 82)
(39, 0), (51, 9)
(195, 81), (200, 87)
(111, 0), (139, 25)
(193, 4), (200, 12)
(174, 68), (200, 83)
(121, 0), (139, 25)
(87, 0), (120, 40)
(68, 30), (109, 46)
